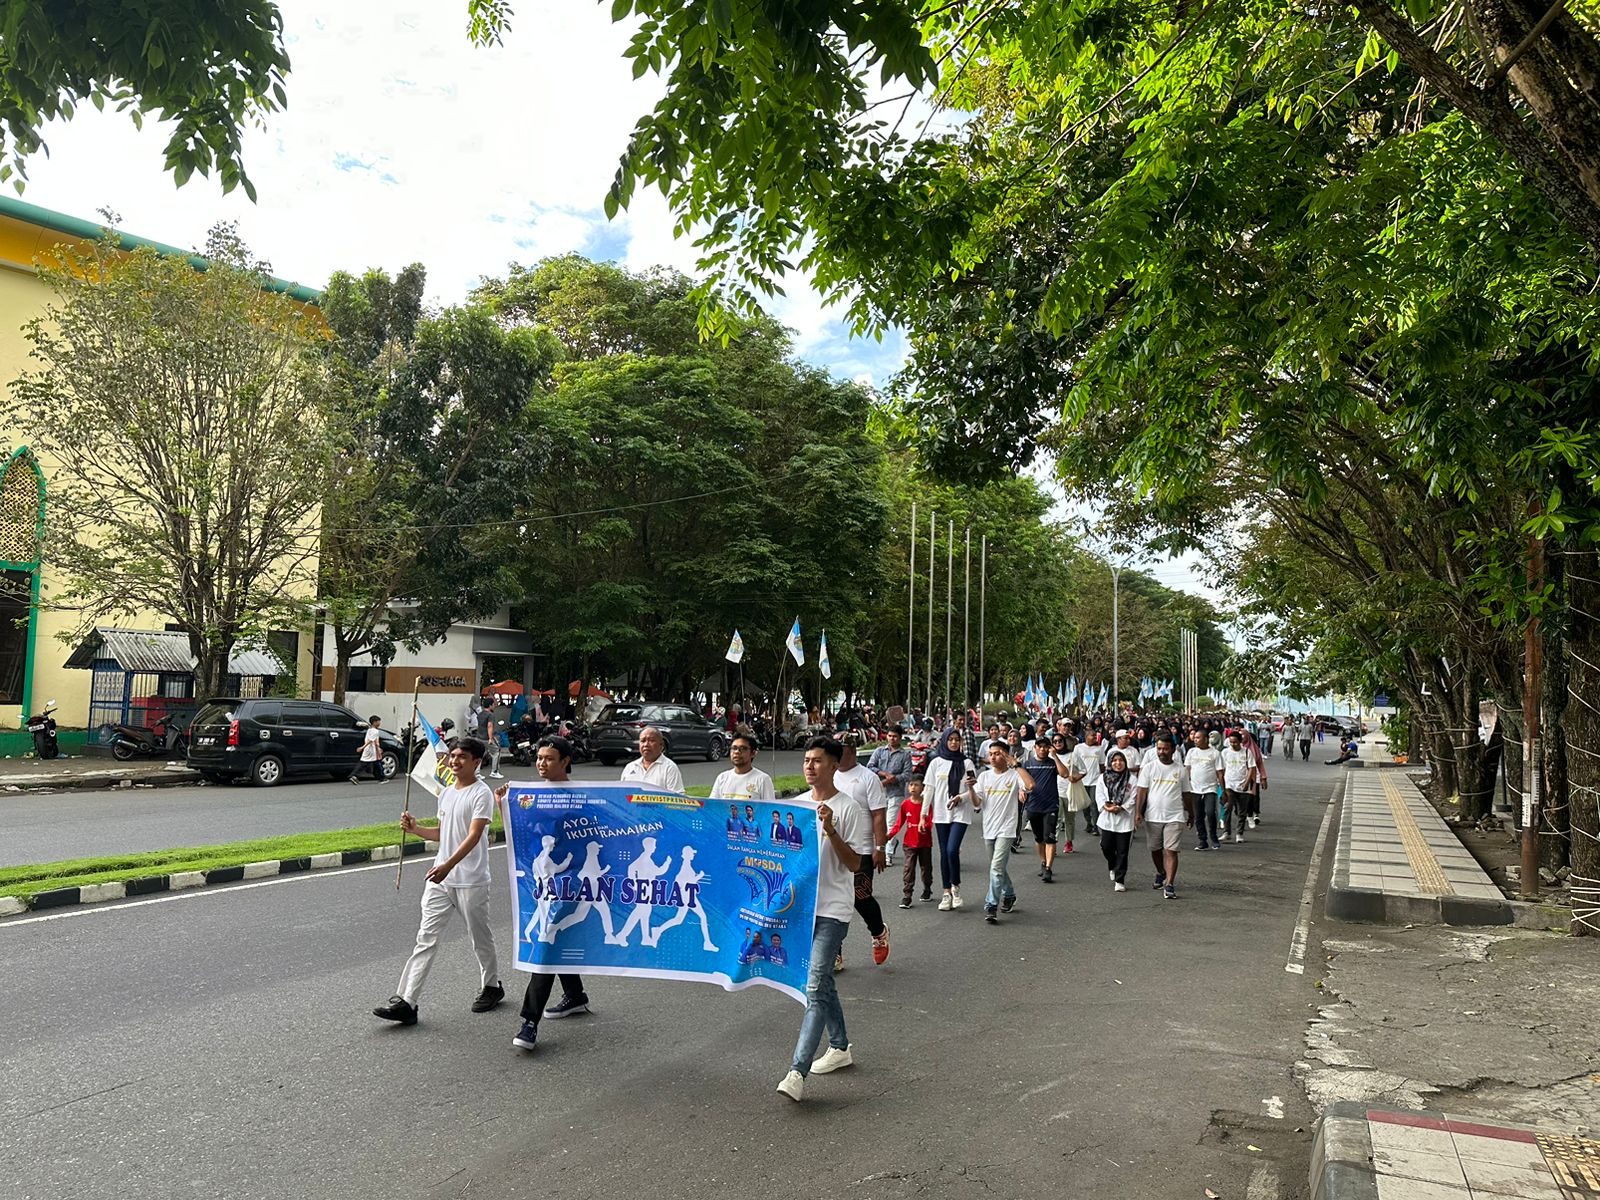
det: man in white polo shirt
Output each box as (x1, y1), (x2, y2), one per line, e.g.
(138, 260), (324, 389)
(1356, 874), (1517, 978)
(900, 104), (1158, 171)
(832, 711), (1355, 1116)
(776, 735), (865, 1104)
(832, 739), (891, 967)
(1135, 733), (1190, 901)
(621, 726), (684, 793)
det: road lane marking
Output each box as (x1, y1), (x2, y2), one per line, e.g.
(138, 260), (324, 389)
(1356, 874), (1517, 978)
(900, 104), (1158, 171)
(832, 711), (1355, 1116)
(1286, 791), (1338, 975)
(0, 846), (511, 930)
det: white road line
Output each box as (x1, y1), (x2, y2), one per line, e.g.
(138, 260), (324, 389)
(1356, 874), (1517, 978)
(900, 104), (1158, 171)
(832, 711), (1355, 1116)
(1247, 1163), (1280, 1200)
(1286, 791), (1338, 975)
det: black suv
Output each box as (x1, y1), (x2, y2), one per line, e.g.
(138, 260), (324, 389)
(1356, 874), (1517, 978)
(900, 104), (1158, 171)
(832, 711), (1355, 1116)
(590, 701), (728, 767)
(187, 698), (403, 787)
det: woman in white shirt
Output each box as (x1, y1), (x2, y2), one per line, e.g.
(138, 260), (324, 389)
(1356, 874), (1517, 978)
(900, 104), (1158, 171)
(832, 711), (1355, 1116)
(1096, 749), (1137, 891)
(922, 728), (978, 911)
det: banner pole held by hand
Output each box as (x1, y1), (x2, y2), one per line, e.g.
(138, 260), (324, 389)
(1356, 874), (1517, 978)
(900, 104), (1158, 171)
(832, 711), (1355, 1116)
(397, 678), (421, 890)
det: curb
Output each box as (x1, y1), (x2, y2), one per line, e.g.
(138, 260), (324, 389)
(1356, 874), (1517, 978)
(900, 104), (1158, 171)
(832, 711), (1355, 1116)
(1310, 1102), (1379, 1200)
(0, 829), (508, 917)
(1324, 769), (1514, 929)
(0, 767), (202, 794)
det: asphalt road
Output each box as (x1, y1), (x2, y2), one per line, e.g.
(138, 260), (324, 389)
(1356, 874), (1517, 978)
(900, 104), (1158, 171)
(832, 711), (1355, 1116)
(0, 755), (1345, 1200)
(2, 751), (810, 867)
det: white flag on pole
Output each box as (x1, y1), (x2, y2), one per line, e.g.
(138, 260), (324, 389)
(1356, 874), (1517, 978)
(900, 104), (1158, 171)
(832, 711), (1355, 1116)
(785, 617), (805, 666)
(819, 631), (832, 680)
(725, 630), (745, 664)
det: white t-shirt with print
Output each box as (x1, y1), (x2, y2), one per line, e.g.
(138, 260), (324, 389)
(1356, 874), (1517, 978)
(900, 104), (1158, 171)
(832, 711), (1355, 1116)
(1139, 755), (1186, 824)
(1222, 746), (1254, 790)
(975, 767), (1024, 840)
(1183, 746), (1222, 794)
(815, 788), (867, 923)
(710, 767), (776, 801)
(434, 779), (494, 889)
(1069, 742), (1103, 786)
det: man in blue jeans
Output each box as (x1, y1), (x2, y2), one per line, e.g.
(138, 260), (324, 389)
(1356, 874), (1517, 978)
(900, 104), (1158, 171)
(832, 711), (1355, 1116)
(777, 735), (867, 1103)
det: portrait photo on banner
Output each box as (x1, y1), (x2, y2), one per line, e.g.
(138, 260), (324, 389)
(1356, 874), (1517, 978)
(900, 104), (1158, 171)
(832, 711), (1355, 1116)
(502, 781), (820, 1003)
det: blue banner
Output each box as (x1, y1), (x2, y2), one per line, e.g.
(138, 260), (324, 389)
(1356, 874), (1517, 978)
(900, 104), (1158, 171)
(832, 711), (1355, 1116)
(503, 781), (819, 1004)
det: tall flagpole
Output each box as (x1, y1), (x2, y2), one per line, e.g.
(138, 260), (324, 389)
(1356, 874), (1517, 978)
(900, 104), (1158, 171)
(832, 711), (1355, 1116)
(963, 526), (971, 709)
(907, 501), (917, 711)
(926, 508), (936, 716)
(944, 518), (954, 715)
(979, 535), (987, 713)
(396, 677), (421, 889)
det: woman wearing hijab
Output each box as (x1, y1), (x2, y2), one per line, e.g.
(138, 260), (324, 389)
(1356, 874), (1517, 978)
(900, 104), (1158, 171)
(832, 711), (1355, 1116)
(923, 727), (977, 910)
(1242, 730), (1268, 828)
(1097, 749), (1137, 891)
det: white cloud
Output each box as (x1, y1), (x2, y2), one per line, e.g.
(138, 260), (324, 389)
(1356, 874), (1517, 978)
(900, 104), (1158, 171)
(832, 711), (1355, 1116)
(18, 0), (902, 382)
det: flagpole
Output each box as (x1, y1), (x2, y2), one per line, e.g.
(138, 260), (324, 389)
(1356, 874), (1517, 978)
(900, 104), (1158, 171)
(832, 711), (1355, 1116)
(396, 677), (420, 889)
(944, 517), (953, 715)
(907, 500), (917, 711)
(978, 534), (987, 719)
(962, 526), (971, 710)
(926, 508), (936, 716)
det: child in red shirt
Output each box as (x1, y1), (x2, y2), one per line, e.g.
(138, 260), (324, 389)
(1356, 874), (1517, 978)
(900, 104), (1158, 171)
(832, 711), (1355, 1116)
(889, 775), (934, 908)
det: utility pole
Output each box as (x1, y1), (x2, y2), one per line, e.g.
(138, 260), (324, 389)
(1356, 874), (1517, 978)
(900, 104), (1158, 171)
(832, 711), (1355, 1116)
(1521, 522), (1545, 899)
(962, 527), (971, 709)
(907, 501), (917, 711)
(1112, 563), (1121, 712)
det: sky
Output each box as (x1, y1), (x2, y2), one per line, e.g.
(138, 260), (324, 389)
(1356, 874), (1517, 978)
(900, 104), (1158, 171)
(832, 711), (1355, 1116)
(20, 0), (1222, 612)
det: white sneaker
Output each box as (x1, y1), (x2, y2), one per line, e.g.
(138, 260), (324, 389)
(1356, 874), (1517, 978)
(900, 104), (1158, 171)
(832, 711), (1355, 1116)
(950, 886), (964, 910)
(1234, 832), (1244, 843)
(776, 1070), (804, 1102)
(490, 772), (506, 779)
(812, 1045), (854, 1075)
(937, 891), (952, 911)
(1114, 881), (1127, 892)
(1247, 816), (1257, 829)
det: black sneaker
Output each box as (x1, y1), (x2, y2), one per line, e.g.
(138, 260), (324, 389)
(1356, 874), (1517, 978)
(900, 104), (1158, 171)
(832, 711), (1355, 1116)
(1000, 896), (1016, 914)
(1153, 875), (1166, 889)
(920, 890), (933, 901)
(472, 983), (505, 1012)
(1164, 885), (1177, 900)
(983, 907), (998, 924)
(512, 1020), (539, 1050)
(545, 994), (590, 1019)
(373, 995), (417, 1025)
(898, 898), (913, 909)
(1042, 867), (1053, 883)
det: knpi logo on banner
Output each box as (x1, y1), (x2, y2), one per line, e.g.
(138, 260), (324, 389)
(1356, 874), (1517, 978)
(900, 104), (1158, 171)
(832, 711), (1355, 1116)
(503, 781), (819, 1004)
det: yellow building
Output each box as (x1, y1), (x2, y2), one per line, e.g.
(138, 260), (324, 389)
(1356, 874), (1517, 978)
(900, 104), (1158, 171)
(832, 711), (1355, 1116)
(0, 197), (320, 750)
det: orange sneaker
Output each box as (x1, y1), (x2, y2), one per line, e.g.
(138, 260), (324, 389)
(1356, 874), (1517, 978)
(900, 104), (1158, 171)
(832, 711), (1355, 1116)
(871, 925), (891, 965)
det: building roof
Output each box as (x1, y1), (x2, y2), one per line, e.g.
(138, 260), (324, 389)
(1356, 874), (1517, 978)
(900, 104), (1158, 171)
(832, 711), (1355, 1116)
(65, 628), (283, 676)
(0, 195), (320, 303)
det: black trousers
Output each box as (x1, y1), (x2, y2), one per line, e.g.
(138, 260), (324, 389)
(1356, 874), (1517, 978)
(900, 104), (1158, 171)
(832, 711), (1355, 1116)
(521, 972), (585, 1024)
(1099, 828), (1133, 883)
(853, 860), (886, 936)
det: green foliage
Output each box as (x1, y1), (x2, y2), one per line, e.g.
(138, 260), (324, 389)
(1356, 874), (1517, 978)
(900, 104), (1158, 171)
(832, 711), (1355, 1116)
(8, 225), (330, 696)
(0, 0), (289, 198)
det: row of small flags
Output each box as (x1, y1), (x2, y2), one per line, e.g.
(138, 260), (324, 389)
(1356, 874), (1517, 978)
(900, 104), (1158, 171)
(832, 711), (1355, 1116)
(726, 619), (831, 679)
(1023, 675), (1110, 710)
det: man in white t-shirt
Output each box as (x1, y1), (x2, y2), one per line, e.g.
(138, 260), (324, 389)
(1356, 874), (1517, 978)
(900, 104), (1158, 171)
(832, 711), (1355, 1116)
(832, 740), (890, 967)
(1136, 734), (1190, 900)
(1183, 728), (1224, 850)
(1067, 729), (1104, 837)
(710, 733), (776, 803)
(374, 737), (503, 1026)
(777, 735), (866, 1104)
(973, 742), (1036, 924)
(1221, 730), (1257, 843)
(621, 727), (685, 792)
(351, 714), (385, 783)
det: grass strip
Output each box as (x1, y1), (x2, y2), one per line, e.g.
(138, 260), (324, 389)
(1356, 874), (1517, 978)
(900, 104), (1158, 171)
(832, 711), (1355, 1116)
(1, 774), (812, 899)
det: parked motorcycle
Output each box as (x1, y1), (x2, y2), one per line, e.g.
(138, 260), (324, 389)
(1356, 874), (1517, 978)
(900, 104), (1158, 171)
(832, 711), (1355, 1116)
(509, 719), (538, 766)
(27, 700), (59, 760)
(559, 719), (593, 764)
(109, 713), (190, 761)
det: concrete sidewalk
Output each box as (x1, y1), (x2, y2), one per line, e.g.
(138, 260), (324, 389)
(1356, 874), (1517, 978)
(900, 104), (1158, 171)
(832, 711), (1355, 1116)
(1328, 769), (1511, 926)
(1313, 1103), (1600, 1200)
(0, 755), (198, 793)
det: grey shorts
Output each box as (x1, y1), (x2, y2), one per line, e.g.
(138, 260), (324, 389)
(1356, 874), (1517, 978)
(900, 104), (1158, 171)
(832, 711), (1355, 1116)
(1146, 820), (1184, 851)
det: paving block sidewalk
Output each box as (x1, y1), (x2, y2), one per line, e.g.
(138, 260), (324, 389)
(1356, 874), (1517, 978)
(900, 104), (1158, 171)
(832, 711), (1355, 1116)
(1327, 769), (1511, 926)
(0, 755), (198, 793)
(1313, 1103), (1600, 1200)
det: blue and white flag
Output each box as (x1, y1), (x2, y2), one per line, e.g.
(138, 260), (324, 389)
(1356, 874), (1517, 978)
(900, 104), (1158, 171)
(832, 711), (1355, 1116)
(725, 630), (745, 665)
(504, 781), (820, 1005)
(818, 631), (831, 680)
(1067, 675), (1078, 704)
(408, 706), (455, 799)
(785, 617), (805, 666)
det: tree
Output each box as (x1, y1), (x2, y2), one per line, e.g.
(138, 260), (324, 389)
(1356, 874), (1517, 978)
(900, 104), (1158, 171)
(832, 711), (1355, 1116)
(10, 225), (330, 697)
(0, 0), (289, 198)
(313, 267), (557, 704)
